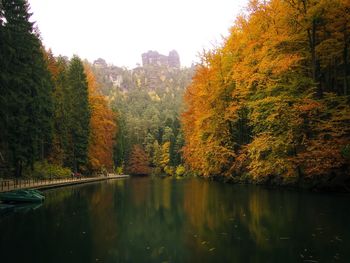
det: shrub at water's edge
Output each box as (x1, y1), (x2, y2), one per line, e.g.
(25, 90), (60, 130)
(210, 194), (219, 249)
(24, 161), (72, 179)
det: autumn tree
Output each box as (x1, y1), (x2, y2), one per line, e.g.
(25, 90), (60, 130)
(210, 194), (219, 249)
(182, 0), (350, 185)
(127, 145), (151, 175)
(84, 64), (117, 172)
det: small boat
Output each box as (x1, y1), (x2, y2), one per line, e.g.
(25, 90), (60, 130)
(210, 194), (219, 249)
(26, 189), (44, 196)
(13, 202), (43, 212)
(0, 202), (42, 215)
(0, 189), (45, 203)
(0, 203), (16, 215)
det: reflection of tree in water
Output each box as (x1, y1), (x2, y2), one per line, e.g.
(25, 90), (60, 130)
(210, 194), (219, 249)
(1, 178), (350, 262)
(182, 180), (350, 262)
(81, 178), (350, 262)
(82, 178), (187, 262)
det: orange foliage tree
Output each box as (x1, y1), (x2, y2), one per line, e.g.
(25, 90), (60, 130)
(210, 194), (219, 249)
(84, 64), (117, 172)
(182, 0), (350, 183)
(127, 145), (151, 175)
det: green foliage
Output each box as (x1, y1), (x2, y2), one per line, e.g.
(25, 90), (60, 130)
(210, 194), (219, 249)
(152, 140), (162, 167)
(164, 165), (175, 176)
(66, 56), (90, 172)
(93, 61), (193, 173)
(27, 161), (72, 179)
(162, 126), (174, 143)
(0, 2), (116, 178)
(115, 166), (124, 175)
(0, 0), (53, 177)
(342, 145), (350, 159)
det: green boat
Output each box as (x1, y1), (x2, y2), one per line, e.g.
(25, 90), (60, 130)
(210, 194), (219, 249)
(0, 189), (45, 203)
(0, 204), (16, 215)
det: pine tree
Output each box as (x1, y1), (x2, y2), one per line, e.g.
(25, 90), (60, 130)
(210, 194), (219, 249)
(66, 56), (90, 173)
(114, 113), (126, 167)
(46, 55), (70, 166)
(1, 0), (53, 176)
(0, 3), (8, 167)
(174, 133), (184, 165)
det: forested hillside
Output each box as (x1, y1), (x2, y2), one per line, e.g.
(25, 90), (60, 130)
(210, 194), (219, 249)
(92, 60), (194, 175)
(182, 0), (350, 189)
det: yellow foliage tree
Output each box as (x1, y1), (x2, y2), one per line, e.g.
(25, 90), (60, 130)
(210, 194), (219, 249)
(182, 0), (350, 184)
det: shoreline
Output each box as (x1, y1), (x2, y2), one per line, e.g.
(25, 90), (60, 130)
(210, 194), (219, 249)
(209, 173), (350, 193)
(0, 175), (129, 193)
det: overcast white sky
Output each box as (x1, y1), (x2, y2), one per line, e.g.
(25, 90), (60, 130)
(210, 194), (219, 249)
(28, 0), (248, 68)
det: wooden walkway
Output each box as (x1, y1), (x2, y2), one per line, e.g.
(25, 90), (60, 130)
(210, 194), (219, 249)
(0, 175), (129, 193)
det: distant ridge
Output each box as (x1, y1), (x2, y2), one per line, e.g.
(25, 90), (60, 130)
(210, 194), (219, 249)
(141, 50), (180, 68)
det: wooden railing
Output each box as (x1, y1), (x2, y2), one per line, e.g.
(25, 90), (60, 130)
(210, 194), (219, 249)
(0, 174), (128, 192)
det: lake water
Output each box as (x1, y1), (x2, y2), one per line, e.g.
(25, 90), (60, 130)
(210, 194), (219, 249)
(0, 177), (349, 262)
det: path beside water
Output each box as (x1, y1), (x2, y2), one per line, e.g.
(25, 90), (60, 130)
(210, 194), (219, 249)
(0, 174), (129, 192)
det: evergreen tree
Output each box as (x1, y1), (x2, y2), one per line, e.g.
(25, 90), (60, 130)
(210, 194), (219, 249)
(46, 55), (70, 165)
(1, 0), (53, 177)
(152, 140), (162, 168)
(0, 3), (8, 166)
(114, 113), (126, 167)
(143, 132), (155, 158)
(174, 132), (184, 165)
(66, 56), (90, 172)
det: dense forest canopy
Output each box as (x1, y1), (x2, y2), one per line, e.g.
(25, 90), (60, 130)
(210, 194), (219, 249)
(92, 58), (194, 175)
(182, 0), (350, 188)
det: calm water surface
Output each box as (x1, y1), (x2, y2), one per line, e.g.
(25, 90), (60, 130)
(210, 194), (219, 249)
(0, 177), (349, 262)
